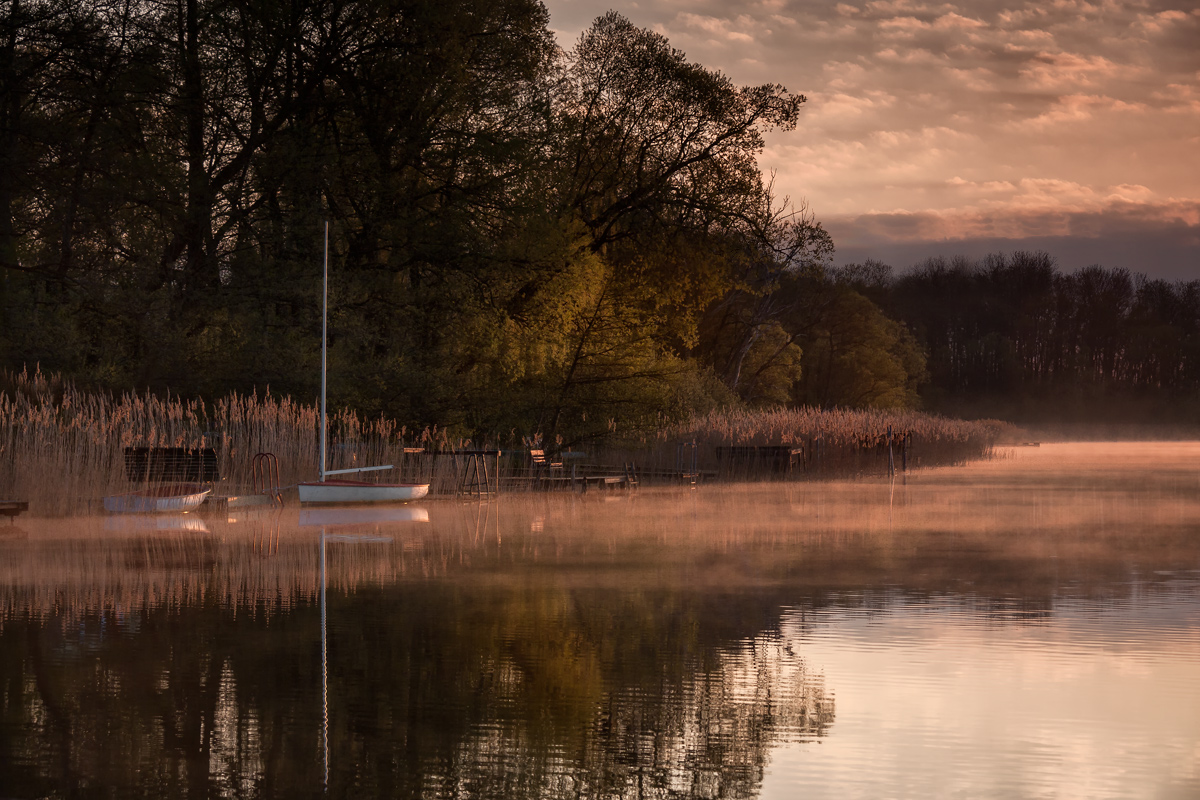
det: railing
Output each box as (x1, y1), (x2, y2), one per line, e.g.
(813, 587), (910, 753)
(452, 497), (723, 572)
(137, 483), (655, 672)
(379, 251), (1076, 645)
(251, 452), (282, 505)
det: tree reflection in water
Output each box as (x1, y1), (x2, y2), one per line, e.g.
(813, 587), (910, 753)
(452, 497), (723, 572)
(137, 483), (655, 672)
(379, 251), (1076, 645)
(8, 446), (1200, 797)
(0, 526), (834, 799)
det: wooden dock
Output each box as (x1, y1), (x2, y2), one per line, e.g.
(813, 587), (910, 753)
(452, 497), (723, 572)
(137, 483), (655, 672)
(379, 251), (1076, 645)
(715, 445), (805, 474)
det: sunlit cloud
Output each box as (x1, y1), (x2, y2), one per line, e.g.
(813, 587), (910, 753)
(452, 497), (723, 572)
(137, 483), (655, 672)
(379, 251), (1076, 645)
(1018, 52), (1128, 90)
(996, 7), (1050, 26)
(545, 0), (1200, 277)
(877, 47), (945, 64)
(878, 16), (935, 34)
(1135, 9), (1191, 33)
(1009, 94), (1149, 130)
(932, 12), (987, 29)
(675, 12), (758, 43)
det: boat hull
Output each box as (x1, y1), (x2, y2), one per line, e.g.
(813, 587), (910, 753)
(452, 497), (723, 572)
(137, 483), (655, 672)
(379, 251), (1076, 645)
(298, 480), (429, 504)
(104, 484), (211, 514)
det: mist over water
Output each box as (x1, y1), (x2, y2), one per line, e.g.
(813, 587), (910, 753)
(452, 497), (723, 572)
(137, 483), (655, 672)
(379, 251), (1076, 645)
(2, 443), (1199, 798)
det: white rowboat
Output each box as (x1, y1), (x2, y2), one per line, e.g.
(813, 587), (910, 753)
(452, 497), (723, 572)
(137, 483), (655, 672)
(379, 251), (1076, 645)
(297, 480), (429, 505)
(103, 483), (211, 514)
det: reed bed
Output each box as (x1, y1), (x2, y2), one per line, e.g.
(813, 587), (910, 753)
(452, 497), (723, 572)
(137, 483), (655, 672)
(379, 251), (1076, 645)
(0, 369), (450, 516)
(1, 369), (1008, 515)
(598, 406), (1010, 480)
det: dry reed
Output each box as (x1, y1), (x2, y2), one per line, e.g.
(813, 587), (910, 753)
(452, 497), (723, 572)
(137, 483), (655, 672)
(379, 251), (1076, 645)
(0, 369), (449, 516)
(596, 405), (1010, 480)
(1, 369), (1008, 515)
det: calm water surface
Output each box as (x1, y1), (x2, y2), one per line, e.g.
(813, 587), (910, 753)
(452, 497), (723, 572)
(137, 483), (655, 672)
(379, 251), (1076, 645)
(2, 442), (1199, 798)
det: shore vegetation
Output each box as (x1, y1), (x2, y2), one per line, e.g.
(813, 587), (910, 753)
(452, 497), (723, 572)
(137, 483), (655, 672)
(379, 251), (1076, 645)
(2, 369), (1006, 515)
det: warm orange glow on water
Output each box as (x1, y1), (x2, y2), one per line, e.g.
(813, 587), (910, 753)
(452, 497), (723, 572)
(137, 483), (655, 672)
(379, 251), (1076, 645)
(1, 442), (1199, 798)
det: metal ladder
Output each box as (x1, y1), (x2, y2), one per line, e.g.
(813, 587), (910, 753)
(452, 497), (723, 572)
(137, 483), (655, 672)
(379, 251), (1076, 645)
(251, 452), (283, 505)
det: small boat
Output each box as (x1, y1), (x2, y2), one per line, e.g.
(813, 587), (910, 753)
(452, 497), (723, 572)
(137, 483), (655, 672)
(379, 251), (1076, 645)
(298, 480), (429, 505)
(103, 483), (211, 514)
(299, 222), (430, 505)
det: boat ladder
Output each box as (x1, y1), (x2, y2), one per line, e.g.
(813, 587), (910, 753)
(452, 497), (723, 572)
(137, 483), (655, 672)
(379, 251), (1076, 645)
(252, 452), (283, 505)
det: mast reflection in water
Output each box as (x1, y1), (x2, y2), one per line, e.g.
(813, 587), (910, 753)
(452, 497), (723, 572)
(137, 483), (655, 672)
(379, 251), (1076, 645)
(2, 442), (1200, 799)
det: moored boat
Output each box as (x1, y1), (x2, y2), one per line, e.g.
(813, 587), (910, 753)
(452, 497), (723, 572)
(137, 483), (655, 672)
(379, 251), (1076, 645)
(103, 483), (211, 514)
(303, 222), (430, 505)
(297, 480), (429, 505)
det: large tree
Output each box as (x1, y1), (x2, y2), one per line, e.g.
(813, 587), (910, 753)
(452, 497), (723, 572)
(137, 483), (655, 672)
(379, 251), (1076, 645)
(0, 4), (850, 439)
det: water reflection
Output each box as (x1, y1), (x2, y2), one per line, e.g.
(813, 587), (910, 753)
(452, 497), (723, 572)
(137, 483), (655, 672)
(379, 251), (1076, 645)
(1, 443), (1199, 798)
(0, 571), (833, 798)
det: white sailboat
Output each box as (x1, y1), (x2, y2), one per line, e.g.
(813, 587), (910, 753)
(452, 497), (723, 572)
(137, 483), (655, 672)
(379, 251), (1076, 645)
(298, 222), (430, 504)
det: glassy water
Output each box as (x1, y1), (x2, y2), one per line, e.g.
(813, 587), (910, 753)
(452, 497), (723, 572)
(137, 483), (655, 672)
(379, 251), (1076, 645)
(2, 442), (1199, 798)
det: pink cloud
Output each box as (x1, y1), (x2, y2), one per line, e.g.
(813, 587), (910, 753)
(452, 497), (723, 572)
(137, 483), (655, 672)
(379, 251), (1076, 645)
(932, 12), (987, 30)
(878, 16), (934, 34)
(1008, 93), (1148, 130)
(1136, 9), (1191, 34)
(1019, 51), (1127, 89)
(544, 0), (1200, 270)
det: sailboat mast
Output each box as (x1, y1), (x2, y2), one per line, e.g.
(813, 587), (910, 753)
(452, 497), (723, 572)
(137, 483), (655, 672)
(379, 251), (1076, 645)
(320, 221), (328, 483)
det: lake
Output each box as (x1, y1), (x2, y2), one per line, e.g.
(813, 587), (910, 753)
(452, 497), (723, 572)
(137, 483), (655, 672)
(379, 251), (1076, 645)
(2, 442), (1199, 798)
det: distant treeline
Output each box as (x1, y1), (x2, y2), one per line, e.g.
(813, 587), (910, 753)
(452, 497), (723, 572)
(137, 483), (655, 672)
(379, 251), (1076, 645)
(835, 252), (1200, 423)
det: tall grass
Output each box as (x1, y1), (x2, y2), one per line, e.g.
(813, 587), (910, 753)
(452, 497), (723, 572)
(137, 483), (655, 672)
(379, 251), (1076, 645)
(0, 369), (448, 515)
(1, 369), (1009, 515)
(598, 406), (1011, 479)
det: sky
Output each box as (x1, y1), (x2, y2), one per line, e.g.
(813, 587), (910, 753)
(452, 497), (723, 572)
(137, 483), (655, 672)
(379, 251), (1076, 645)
(542, 0), (1200, 279)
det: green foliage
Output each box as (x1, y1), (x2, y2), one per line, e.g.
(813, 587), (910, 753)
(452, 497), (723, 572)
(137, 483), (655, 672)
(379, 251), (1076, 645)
(794, 287), (926, 409)
(735, 322), (806, 406)
(2, 2), (863, 439)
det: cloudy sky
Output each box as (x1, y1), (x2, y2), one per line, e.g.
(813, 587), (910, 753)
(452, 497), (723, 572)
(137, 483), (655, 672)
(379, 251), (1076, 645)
(543, 0), (1200, 278)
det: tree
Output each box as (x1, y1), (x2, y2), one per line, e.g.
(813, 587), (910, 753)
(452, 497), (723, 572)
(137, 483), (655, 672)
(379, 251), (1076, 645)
(696, 197), (834, 406)
(0, 4), (852, 439)
(795, 286), (926, 409)
(555, 12), (803, 248)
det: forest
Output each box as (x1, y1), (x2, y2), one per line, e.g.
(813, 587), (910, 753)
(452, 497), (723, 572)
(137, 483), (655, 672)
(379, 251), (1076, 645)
(2, 0), (1196, 444)
(834, 253), (1200, 424)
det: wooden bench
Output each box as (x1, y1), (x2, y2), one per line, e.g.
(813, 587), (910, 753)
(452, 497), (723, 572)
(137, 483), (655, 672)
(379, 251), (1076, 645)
(525, 449), (570, 490)
(529, 449), (563, 471)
